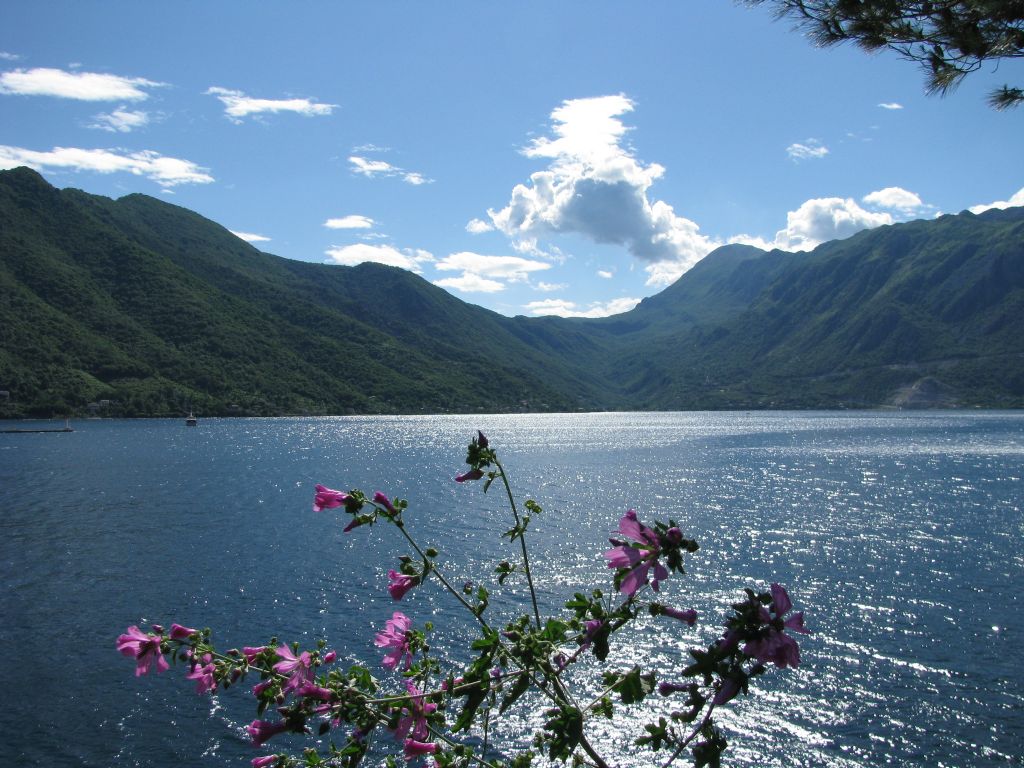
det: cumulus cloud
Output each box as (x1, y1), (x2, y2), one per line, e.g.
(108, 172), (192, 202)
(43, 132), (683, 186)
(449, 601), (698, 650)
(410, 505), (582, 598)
(487, 95), (717, 288)
(730, 197), (892, 252)
(466, 217), (494, 234)
(434, 273), (506, 293)
(969, 187), (1024, 214)
(523, 296), (641, 318)
(206, 87), (335, 122)
(325, 215), (375, 229)
(862, 186), (925, 212)
(434, 252), (550, 282)
(0, 144), (213, 187)
(0, 67), (163, 100)
(536, 281), (567, 292)
(324, 243), (434, 272)
(349, 155), (431, 185)
(89, 107), (149, 133)
(878, 102), (904, 110)
(786, 139), (829, 161)
(597, 269), (613, 279)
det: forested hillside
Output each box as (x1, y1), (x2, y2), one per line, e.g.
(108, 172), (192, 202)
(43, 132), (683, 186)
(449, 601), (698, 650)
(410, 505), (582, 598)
(1, 167), (1022, 416)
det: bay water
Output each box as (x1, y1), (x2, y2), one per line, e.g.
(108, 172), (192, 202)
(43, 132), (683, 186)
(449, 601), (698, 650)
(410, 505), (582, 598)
(1, 412), (1021, 766)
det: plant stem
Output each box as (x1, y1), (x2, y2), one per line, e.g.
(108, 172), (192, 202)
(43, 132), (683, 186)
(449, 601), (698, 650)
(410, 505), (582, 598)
(661, 702), (717, 768)
(390, 511), (486, 626)
(493, 457), (542, 629)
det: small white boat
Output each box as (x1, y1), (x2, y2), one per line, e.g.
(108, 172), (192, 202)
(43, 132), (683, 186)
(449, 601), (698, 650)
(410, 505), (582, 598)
(185, 411), (197, 426)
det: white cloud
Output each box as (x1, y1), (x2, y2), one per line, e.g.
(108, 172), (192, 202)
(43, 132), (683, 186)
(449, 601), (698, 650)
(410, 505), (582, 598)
(324, 215), (375, 229)
(968, 187), (1024, 214)
(730, 197), (892, 253)
(878, 102), (904, 110)
(523, 296), (640, 318)
(206, 86), (335, 122)
(862, 186), (925, 212)
(0, 67), (162, 100)
(597, 269), (613, 279)
(434, 273), (506, 293)
(786, 140), (829, 161)
(349, 155), (431, 185)
(349, 156), (394, 175)
(0, 52), (21, 61)
(324, 243), (434, 272)
(536, 281), (567, 292)
(488, 95), (717, 284)
(431, 252), (551, 294)
(89, 107), (149, 133)
(352, 143), (390, 153)
(231, 231), (270, 243)
(434, 252), (550, 282)
(466, 218), (494, 234)
(0, 144), (213, 187)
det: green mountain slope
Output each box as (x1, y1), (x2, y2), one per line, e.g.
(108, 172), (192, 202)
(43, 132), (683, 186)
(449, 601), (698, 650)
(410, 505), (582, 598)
(616, 209), (1024, 408)
(1, 166), (1022, 416)
(0, 167), (605, 416)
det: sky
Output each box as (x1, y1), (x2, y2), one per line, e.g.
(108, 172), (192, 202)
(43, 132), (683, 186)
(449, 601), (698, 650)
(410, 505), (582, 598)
(2, 1), (1022, 318)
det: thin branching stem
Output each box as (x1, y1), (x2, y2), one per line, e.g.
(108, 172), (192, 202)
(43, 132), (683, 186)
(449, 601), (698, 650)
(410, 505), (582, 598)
(661, 702), (718, 768)
(493, 457), (543, 629)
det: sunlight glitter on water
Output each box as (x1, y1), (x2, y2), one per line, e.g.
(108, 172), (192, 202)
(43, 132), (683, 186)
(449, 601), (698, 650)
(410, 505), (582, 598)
(2, 411), (1023, 766)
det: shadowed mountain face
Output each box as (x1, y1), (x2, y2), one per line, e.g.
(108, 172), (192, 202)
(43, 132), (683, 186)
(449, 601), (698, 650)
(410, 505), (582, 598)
(2, 166), (1022, 417)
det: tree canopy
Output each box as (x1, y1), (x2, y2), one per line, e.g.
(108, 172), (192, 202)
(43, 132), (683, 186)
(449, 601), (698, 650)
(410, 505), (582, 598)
(749, 1), (1024, 108)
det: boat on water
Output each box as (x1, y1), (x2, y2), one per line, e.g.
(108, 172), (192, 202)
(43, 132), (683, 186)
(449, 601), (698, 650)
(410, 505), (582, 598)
(185, 412), (197, 426)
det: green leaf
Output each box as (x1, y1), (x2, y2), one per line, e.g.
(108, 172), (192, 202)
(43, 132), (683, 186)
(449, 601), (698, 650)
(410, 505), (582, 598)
(499, 672), (531, 714)
(616, 666), (655, 705)
(453, 682), (489, 733)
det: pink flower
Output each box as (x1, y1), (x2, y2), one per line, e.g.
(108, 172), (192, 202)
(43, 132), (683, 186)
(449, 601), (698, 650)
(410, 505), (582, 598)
(404, 739), (438, 760)
(658, 681), (688, 696)
(116, 625), (169, 677)
(322, 650), (336, 663)
(742, 584), (809, 669)
(313, 484), (350, 512)
(578, 618), (604, 649)
(243, 646), (268, 664)
(186, 653), (217, 694)
(373, 491), (397, 515)
(251, 757), (278, 768)
(388, 570), (418, 600)
(713, 676), (742, 705)
(604, 509), (669, 596)
(455, 468), (483, 483)
(273, 645), (313, 694)
(297, 683), (333, 701)
(476, 431), (488, 448)
(169, 623), (198, 641)
(374, 612), (413, 670)
(661, 606), (698, 626)
(392, 681), (438, 742)
(253, 679), (274, 697)
(247, 719), (289, 747)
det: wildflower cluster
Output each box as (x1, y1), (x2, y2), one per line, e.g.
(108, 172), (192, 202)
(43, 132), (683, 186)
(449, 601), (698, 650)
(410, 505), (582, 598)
(117, 433), (809, 768)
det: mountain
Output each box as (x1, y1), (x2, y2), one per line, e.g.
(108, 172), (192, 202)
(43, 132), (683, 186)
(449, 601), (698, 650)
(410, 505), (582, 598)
(616, 210), (1024, 408)
(1, 166), (1022, 417)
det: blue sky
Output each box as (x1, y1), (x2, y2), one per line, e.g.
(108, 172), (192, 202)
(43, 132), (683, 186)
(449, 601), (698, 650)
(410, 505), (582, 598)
(2, 1), (1022, 318)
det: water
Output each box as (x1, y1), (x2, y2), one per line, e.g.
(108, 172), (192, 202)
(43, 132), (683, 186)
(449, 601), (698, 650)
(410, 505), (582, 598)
(1, 412), (1021, 767)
